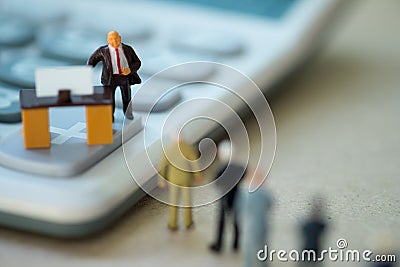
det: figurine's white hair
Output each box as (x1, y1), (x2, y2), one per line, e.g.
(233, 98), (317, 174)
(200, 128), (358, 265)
(218, 140), (231, 163)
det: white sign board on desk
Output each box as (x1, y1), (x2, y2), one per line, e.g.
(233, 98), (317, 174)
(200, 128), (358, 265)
(35, 66), (94, 97)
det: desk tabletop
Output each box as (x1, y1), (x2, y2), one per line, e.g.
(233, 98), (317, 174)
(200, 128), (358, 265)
(19, 86), (113, 109)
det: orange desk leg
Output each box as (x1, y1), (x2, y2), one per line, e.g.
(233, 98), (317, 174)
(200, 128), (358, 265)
(86, 105), (113, 145)
(22, 108), (50, 149)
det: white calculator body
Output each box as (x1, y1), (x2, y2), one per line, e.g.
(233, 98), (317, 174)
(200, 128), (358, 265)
(0, 0), (341, 236)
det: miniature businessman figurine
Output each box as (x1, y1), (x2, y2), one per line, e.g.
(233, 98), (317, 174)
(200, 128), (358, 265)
(300, 197), (327, 265)
(209, 140), (246, 253)
(236, 170), (273, 267)
(87, 30), (141, 121)
(158, 132), (202, 230)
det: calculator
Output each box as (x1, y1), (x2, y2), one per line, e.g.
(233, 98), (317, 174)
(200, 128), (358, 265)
(0, 0), (341, 237)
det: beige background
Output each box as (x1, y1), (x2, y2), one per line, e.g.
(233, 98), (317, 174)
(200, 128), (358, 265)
(0, 0), (399, 266)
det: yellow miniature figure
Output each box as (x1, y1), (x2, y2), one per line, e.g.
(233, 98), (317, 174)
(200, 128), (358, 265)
(158, 134), (203, 230)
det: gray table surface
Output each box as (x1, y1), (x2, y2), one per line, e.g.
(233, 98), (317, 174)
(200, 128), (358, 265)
(0, 0), (399, 266)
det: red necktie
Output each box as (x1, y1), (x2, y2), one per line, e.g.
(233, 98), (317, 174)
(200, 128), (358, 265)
(115, 48), (122, 74)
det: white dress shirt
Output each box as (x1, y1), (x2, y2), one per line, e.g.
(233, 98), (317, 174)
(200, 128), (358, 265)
(108, 44), (129, 74)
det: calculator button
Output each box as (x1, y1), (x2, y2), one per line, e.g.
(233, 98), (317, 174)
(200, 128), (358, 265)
(68, 4), (152, 42)
(88, 20), (153, 42)
(0, 106), (143, 177)
(0, 14), (34, 46)
(2, 1), (67, 26)
(140, 50), (216, 81)
(38, 29), (105, 63)
(171, 30), (244, 57)
(95, 68), (182, 113)
(115, 79), (182, 112)
(0, 57), (68, 88)
(0, 84), (21, 123)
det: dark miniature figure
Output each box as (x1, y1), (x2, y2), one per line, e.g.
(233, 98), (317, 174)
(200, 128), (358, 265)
(209, 140), (246, 253)
(372, 263), (395, 267)
(300, 197), (327, 265)
(88, 30), (141, 121)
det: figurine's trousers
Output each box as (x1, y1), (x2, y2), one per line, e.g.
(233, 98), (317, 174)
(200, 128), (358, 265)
(110, 75), (132, 116)
(214, 203), (239, 249)
(168, 185), (192, 228)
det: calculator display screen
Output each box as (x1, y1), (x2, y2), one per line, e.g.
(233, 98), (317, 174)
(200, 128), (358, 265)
(167, 0), (298, 19)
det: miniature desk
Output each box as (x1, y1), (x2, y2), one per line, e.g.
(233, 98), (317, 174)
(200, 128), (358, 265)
(20, 86), (113, 149)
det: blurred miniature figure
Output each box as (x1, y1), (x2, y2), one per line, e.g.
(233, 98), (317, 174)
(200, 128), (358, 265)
(158, 133), (202, 230)
(236, 170), (273, 267)
(300, 196), (327, 265)
(368, 232), (397, 267)
(209, 139), (246, 253)
(88, 30), (141, 121)
(371, 261), (395, 267)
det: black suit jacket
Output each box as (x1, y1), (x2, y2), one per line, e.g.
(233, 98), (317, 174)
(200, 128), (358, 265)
(87, 43), (141, 86)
